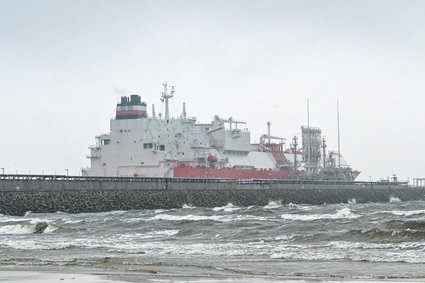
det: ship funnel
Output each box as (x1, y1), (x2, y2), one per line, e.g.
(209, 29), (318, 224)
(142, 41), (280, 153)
(116, 94), (147, 120)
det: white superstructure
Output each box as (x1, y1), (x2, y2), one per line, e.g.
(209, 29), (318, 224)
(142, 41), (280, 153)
(83, 84), (296, 178)
(83, 83), (358, 180)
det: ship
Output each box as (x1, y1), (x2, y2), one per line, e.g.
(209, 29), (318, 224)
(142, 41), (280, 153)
(82, 83), (359, 180)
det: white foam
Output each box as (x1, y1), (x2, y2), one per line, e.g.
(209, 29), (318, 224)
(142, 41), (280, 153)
(149, 213), (269, 223)
(378, 209), (425, 216)
(117, 230), (179, 240)
(213, 203), (241, 212)
(270, 249), (346, 261)
(43, 224), (58, 234)
(150, 214), (226, 222)
(0, 217), (31, 223)
(154, 229), (179, 236)
(264, 200), (282, 209)
(29, 218), (52, 225)
(0, 222), (58, 235)
(0, 224), (35, 235)
(390, 196), (402, 203)
(287, 203), (314, 210)
(280, 207), (359, 221)
(348, 198), (357, 204)
(328, 240), (425, 250)
(274, 235), (295, 241)
(182, 204), (196, 209)
(64, 219), (84, 224)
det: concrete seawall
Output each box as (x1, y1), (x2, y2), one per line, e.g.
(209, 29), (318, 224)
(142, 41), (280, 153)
(1, 178), (425, 215)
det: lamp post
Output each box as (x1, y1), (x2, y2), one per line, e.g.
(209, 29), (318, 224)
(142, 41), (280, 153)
(65, 169), (69, 176)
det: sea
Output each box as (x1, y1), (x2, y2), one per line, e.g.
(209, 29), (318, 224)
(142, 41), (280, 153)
(1, 197), (425, 282)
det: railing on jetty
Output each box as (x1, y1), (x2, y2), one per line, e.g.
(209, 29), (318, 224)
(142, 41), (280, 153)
(0, 174), (409, 187)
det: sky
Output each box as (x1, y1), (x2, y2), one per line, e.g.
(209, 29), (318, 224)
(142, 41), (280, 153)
(0, 0), (424, 181)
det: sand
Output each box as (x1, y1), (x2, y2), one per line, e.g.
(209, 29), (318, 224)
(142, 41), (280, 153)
(0, 271), (424, 283)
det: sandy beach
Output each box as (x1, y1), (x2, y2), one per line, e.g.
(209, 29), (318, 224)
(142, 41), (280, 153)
(1, 270), (424, 283)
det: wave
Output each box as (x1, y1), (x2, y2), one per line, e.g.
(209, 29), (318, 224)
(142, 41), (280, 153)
(117, 230), (179, 240)
(0, 221), (58, 235)
(270, 249), (346, 261)
(182, 204), (196, 209)
(399, 220), (425, 230)
(212, 203), (241, 212)
(150, 214), (227, 222)
(264, 201), (282, 209)
(327, 240), (425, 250)
(390, 196), (402, 203)
(344, 227), (425, 241)
(378, 210), (425, 217)
(149, 213), (269, 223)
(274, 234), (295, 241)
(64, 219), (85, 224)
(280, 207), (359, 221)
(270, 245), (425, 264)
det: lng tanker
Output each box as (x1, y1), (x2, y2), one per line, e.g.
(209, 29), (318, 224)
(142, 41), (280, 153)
(82, 83), (359, 180)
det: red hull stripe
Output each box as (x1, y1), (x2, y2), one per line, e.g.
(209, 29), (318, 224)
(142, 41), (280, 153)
(116, 110), (147, 116)
(174, 167), (294, 180)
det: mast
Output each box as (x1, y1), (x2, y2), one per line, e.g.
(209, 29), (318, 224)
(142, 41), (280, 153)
(182, 102), (187, 119)
(160, 82), (174, 121)
(152, 104), (156, 119)
(337, 100), (341, 168)
(307, 98), (310, 129)
(306, 98), (310, 173)
(293, 136), (298, 177)
(322, 137), (326, 169)
(267, 121), (271, 143)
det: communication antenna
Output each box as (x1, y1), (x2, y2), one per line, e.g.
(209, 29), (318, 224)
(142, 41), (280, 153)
(337, 100), (341, 168)
(322, 137), (327, 169)
(182, 102), (187, 119)
(306, 99), (310, 171)
(267, 121), (271, 143)
(307, 98), (310, 129)
(152, 104), (156, 119)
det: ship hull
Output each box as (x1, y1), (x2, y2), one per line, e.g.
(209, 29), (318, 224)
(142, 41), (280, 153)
(173, 167), (294, 179)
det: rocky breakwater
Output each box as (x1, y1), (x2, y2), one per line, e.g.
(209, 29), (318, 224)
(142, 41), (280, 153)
(0, 178), (424, 216)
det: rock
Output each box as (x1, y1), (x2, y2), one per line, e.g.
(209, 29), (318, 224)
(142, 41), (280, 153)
(34, 222), (48, 233)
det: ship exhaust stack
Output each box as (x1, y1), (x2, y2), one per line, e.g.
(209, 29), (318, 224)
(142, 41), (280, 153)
(116, 95), (147, 120)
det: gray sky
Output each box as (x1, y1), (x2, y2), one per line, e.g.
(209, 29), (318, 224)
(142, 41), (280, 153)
(1, 0), (424, 181)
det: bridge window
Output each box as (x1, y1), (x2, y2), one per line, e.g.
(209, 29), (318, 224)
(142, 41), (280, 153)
(159, 145), (165, 151)
(143, 143), (153, 149)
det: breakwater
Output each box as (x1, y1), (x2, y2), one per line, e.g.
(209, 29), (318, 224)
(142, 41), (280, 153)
(1, 175), (424, 216)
